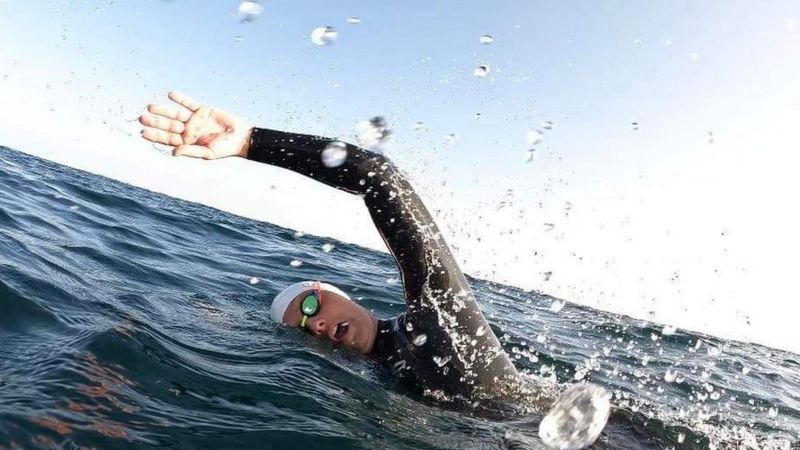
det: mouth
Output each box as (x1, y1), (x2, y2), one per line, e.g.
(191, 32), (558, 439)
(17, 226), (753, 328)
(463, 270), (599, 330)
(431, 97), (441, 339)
(333, 321), (350, 342)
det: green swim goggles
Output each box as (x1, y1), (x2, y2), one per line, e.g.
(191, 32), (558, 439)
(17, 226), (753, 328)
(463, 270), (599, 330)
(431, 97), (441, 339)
(299, 281), (322, 329)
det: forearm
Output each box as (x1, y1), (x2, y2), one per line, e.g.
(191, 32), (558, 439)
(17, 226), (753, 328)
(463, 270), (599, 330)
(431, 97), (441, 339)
(246, 126), (465, 305)
(245, 127), (387, 195)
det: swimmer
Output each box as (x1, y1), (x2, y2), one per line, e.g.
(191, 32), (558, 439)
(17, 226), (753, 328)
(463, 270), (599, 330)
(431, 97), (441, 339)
(139, 92), (520, 401)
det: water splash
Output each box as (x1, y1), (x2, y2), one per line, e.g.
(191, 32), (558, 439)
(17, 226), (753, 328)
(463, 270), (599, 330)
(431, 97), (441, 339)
(356, 116), (392, 151)
(238, 1), (264, 23)
(526, 130), (544, 145)
(433, 355), (452, 367)
(539, 383), (611, 450)
(473, 65), (490, 78)
(523, 149), (537, 163)
(321, 141), (348, 168)
(479, 34), (494, 45)
(311, 26), (337, 46)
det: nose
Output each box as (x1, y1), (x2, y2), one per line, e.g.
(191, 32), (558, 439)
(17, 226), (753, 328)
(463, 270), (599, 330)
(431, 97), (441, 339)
(308, 316), (327, 337)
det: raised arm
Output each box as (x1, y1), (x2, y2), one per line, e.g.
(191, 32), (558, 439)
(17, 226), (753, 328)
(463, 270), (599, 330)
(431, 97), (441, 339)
(137, 91), (466, 308)
(245, 127), (463, 308)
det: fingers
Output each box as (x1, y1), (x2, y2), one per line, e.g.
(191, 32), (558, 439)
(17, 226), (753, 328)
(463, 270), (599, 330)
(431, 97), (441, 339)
(173, 145), (214, 159)
(168, 91), (201, 112)
(138, 113), (185, 134)
(147, 104), (192, 122)
(140, 127), (183, 147)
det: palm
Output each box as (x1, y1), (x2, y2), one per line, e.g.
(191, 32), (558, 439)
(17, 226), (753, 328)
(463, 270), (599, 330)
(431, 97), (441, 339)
(139, 92), (252, 159)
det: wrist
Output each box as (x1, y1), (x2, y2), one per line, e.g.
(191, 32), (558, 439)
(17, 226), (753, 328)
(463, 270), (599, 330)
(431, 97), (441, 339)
(239, 126), (254, 158)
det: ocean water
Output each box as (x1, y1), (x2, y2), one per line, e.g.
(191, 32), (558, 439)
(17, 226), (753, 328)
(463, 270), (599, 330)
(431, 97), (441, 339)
(0, 145), (797, 450)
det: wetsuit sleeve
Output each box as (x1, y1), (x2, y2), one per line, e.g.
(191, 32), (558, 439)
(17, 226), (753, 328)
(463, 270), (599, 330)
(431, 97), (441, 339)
(246, 127), (446, 304)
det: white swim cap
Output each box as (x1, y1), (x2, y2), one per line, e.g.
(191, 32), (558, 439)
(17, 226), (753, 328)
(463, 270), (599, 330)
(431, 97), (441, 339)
(270, 280), (350, 323)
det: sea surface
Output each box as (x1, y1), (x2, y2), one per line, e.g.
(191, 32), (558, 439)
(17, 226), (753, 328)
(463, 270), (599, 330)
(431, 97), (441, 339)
(0, 145), (798, 450)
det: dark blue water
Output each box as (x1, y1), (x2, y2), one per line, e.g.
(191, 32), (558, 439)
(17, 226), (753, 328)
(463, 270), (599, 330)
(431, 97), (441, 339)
(0, 145), (797, 449)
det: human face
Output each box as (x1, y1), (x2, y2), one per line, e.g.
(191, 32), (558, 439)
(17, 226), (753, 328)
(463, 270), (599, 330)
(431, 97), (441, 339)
(281, 284), (378, 354)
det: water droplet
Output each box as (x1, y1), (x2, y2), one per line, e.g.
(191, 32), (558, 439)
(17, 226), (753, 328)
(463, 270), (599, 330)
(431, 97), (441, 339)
(665, 40), (673, 46)
(311, 26), (337, 46)
(677, 432), (686, 443)
(444, 133), (459, 145)
(549, 300), (565, 313)
(574, 367), (588, 381)
(631, 121), (639, 131)
(536, 334), (546, 344)
(433, 355), (452, 367)
(289, 259), (303, 267)
(707, 346), (722, 356)
(710, 391), (720, 400)
(473, 65), (490, 78)
(405, 321), (414, 332)
(234, 35), (245, 43)
(475, 326), (487, 337)
(413, 334), (428, 346)
(633, 39), (643, 45)
(662, 325), (677, 336)
(293, 231), (305, 238)
(356, 116), (392, 151)
(386, 277), (399, 284)
(664, 369), (678, 383)
(523, 149), (536, 163)
(675, 374), (686, 384)
(479, 34), (494, 45)
(540, 120), (554, 131)
(69, 205), (80, 211)
(346, 16), (361, 24)
(321, 141), (348, 167)
(690, 52), (699, 61)
(539, 384), (611, 450)
(322, 243), (335, 253)
(412, 121), (426, 131)
(768, 407), (778, 418)
(238, 1), (264, 22)
(526, 129), (544, 145)
(741, 366), (751, 375)
(249, 277), (260, 285)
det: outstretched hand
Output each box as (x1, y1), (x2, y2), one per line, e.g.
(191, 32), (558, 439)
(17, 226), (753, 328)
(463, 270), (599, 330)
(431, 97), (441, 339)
(139, 92), (252, 159)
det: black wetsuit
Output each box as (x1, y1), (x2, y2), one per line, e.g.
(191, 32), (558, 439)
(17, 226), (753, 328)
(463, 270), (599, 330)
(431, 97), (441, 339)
(248, 128), (519, 400)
